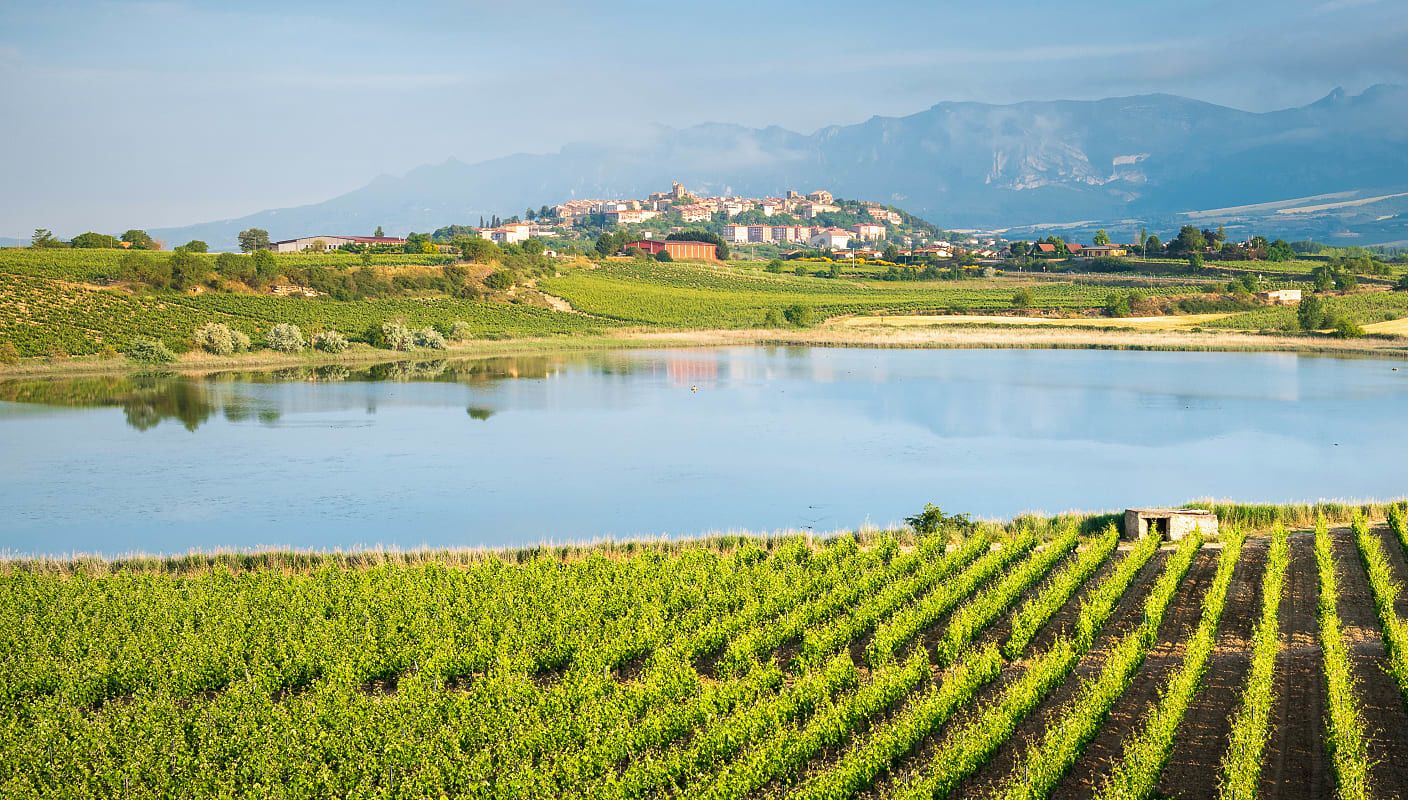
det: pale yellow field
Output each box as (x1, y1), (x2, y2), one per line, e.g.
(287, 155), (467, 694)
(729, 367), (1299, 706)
(1364, 318), (1408, 336)
(832, 313), (1231, 330)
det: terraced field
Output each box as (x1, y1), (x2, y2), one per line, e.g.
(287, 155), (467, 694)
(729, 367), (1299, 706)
(4, 509), (1408, 798)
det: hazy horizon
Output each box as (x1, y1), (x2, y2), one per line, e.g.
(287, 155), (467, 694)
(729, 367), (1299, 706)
(3, 0), (1406, 237)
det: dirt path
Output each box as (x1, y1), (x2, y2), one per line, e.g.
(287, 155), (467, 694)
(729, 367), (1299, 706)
(1050, 549), (1222, 799)
(1261, 532), (1333, 800)
(1328, 527), (1408, 795)
(1155, 537), (1268, 800)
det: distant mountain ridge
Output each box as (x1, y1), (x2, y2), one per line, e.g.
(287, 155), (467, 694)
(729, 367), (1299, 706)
(154, 86), (1408, 249)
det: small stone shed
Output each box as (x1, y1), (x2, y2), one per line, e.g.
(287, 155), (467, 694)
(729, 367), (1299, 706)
(1256, 289), (1302, 306)
(1123, 508), (1219, 541)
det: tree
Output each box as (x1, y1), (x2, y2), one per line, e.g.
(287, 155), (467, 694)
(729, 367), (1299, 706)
(782, 304), (815, 327)
(238, 228), (270, 253)
(1298, 294), (1327, 331)
(1172, 225), (1206, 255)
(1144, 234), (1162, 256)
(251, 249), (278, 287)
(1011, 287), (1035, 309)
(122, 229), (156, 250)
(456, 236), (497, 262)
(403, 232), (432, 254)
(655, 250), (673, 262)
(1266, 239), (1295, 262)
(883, 243), (902, 262)
(765, 259), (784, 274)
(374, 225), (384, 238)
(168, 248), (209, 289)
(1008, 241), (1029, 262)
(71, 232), (121, 248)
(1188, 252), (1204, 270)
(520, 238), (546, 256)
(182, 239), (209, 253)
(1092, 229), (1111, 246)
(30, 229), (63, 248)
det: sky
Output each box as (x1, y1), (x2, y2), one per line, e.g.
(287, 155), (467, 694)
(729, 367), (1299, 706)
(1, 0), (1405, 237)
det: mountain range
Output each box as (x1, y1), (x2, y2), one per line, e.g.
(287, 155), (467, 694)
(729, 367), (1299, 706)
(154, 85), (1408, 249)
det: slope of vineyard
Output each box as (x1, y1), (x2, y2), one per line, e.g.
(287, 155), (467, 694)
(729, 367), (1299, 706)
(3, 507), (1408, 798)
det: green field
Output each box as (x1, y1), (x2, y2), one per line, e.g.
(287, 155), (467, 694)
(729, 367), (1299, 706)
(1201, 290), (1408, 331)
(4, 503), (1408, 798)
(540, 261), (1203, 328)
(0, 273), (619, 357)
(0, 248), (452, 283)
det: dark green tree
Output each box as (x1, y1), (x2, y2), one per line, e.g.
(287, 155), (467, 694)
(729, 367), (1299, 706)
(122, 229), (156, 250)
(238, 228), (270, 253)
(182, 239), (209, 253)
(71, 232), (121, 248)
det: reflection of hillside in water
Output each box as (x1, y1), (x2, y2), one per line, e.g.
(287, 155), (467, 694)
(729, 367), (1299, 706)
(0, 355), (648, 432)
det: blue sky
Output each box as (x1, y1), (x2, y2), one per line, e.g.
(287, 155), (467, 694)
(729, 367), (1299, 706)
(2, 0), (1405, 235)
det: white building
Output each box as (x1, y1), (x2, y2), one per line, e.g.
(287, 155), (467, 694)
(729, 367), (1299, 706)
(810, 228), (852, 249)
(271, 235), (408, 253)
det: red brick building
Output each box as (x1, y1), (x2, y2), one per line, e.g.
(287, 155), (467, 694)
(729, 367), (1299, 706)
(625, 239), (719, 261)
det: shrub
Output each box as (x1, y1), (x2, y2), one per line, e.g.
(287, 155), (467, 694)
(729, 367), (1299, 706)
(414, 328), (447, 349)
(1333, 317), (1365, 338)
(655, 250), (673, 262)
(794, 265), (808, 277)
(782, 304), (815, 327)
(484, 270), (516, 291)
(193, 322), (240, 355)
(447, 321), (474, 341)
(124, 338), (176, 364)
(231, 330), (251, 352)
(380, 322), (415, 351)
(765, 259), (784, 274)
(265, 323), (306, 352)
(762, 308), (785, 327)
(0, 342), (20, 365)
(1011, 288), (1035, 309)
(312, 330), (349, 353)
(1396, 274), (1408, 291)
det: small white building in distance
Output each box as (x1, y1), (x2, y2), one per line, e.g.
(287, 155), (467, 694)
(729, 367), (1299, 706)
(271, 235), (408, 253)
(1123, 508), (1219, 541)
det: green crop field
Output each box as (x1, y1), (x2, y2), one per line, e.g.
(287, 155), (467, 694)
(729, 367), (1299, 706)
(540, 261), (1202, 328)
(4, 504), (1407, 799)
(0, 249), (452, 283)
(1202, 290), (1408, 331)
(0, 273), (620, 357)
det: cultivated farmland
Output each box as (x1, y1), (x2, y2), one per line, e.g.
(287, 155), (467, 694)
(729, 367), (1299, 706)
(4, 506), (1408, 798)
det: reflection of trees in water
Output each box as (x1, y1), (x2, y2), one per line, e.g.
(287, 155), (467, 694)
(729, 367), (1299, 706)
(0, 352), (658, 433)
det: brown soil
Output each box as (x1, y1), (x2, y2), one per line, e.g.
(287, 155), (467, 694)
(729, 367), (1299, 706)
(1261, 532), (1333, 800)
(1155, 537), (1267, 800)
(1051, 549), (1222, 799)
(611, 650), (651, 683)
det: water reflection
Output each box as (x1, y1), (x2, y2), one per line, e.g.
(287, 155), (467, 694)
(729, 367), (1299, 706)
(2, 347), (1406, 556)
(0, 355), (619, 432)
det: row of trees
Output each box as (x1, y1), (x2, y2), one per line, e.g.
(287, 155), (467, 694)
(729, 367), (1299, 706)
(30, 228), (210, 252)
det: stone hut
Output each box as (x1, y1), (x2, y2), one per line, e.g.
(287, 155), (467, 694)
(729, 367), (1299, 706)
(1123, 508), (1219, 541)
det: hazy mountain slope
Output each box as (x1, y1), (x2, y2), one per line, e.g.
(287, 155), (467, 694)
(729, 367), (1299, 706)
(154, 86), (1408, 249)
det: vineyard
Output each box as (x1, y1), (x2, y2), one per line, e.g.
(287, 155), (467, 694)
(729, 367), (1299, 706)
(4, 507), (1408, 798)
(539, 261), (1204, 328)
(0, 273), (619, 356)
(0, 249), (452, 283)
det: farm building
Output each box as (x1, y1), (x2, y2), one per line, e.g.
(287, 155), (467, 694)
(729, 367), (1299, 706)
(1082, 245), (1128, 257)
(623, 239), (719, 261)
(1123, 508), (1219, 541)
(1257, 289), (1303, 305)
(271, 235), (407, 253)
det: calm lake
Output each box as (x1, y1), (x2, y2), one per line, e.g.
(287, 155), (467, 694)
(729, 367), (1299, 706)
(2, 347), (1406, 556)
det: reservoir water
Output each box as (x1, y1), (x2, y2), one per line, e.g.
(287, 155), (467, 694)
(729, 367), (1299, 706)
(1, 347), (1405, 556)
